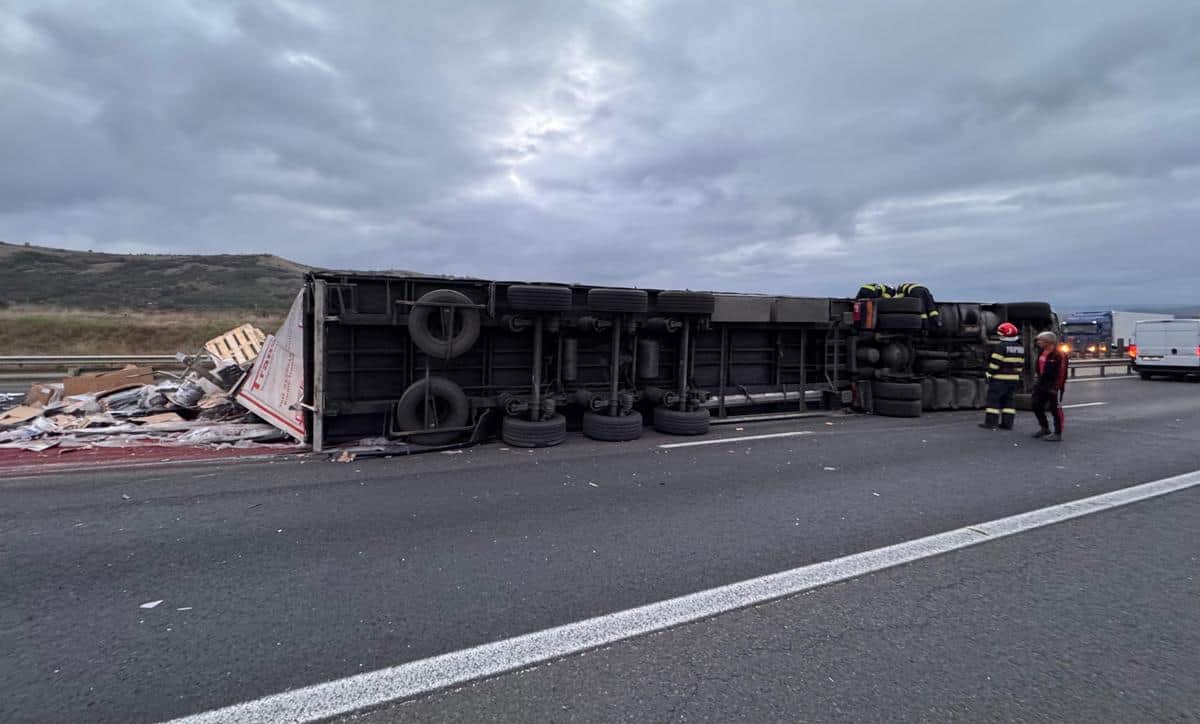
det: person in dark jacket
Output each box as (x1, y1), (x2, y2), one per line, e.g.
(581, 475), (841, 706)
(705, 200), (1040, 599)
(981, 322), (1025, 430)
(1032, 331), (1069, 441)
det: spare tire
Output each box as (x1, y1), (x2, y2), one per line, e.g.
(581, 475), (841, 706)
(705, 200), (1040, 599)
(507, 285), (573, 313)
(872, 380), (922, 401)
(877, 297), (924, 314)
(876, 314), (923, 332)
(408, 289), (481, 359)
(582, 410), (644, 441)
(656, 291), (715, 316)
(979, 310), (1001, 335)
(588, 288), (649, 314)
(880, 343), (913, 371)
(874, 398), (922, 418)
(1005, 302), (1053, 323)
(501, 414), (567, 448)
(653, 406), (710, 435)
(394, 377), (471, 446)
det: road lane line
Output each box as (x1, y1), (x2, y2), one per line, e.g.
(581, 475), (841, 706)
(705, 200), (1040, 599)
(1062, 402), (1107, 409)
(657, 431), (814, 448)
(165, 468), (1200, 724)
(1069, 375), (1135, 383)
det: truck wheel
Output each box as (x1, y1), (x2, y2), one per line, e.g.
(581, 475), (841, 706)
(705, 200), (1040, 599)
(408, 289), (481, 359)
(582, 411), (644, 441)
(395, 377), (471, 446)
(653, 406), (710, 435)
(873, 398), (922, 418)
(655, 291), (716, 316)
(916, 358), (950, 374)
(507, 285), (573, 313)
(936, 303), (961, 336)
(876, 314), (923, 332)
(952, 377), (977, 408)
(877, 297), (924, 314)
(871, 380), (922, 401)
(921, 378), (937, 410)
(501, 414), (567, 448)
(933, 378), (955, 410)
(587, 288), (649, 314)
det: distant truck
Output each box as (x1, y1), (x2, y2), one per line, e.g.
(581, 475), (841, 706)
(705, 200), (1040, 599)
(1061, 310), (1173, 357)
(1131, 319), (1200, 380)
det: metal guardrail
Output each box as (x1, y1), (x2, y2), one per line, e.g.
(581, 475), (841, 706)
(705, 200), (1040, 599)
(1069, 358), (1133, 377)
(0, 356), (185, 389)
(0, 355), (180, 368)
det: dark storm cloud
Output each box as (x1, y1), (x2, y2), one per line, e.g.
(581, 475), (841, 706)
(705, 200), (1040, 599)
(2, 0), (1198, 306)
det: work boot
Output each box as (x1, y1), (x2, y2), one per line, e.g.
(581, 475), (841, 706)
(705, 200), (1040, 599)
(1043, 433), (1062, 442)
(1032, 427), (1050, 439)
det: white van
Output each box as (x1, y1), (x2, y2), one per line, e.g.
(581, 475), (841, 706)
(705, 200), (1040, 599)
(1131, 319), (1200, 379)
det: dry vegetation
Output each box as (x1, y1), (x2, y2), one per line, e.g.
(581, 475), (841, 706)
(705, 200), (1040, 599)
(0, 306), (285, 354)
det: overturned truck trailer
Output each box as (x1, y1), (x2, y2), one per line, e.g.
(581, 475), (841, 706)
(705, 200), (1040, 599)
(299, 272), (1055, 451)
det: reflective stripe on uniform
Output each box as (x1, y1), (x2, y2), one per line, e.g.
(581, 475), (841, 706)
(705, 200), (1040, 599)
(992, 374), (1020, 381)
(1002, 408), (1017, 414)
(1000, 356), (1024, 363)
(991, 352), (1006, 360)
(928, 309), (940, 316)
(986, 408), (1001, 414)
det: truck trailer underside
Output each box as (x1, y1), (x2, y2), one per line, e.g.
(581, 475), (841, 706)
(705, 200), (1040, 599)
(300, 272), (1055, 451)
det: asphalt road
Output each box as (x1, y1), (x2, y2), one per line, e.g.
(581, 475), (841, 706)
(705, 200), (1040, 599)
(2, 375), (1198, 723)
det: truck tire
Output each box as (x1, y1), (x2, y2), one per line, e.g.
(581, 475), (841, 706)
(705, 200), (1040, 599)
(408, 289), (481, 359)
(857, 346), (881, 365)
(655, 291), (716, 316)
(501, 414), (567, 448)
(872, 380), (922, 401)
(873, 398), (922, 418)
(582, 411), (644, 442)
(916, 358), (950, 374)
(979, 310), (1001, 336)
(587, 288), (649, 314)
(880, 343), (913, 371)
(958, 304), (982, 335)
(921, 378), (937, 410)
(394, 377), (471, 445)
(1005, 302), (1053, 324)
(507, 285), (573, 312)
(653, 406), (711, 435)
(933, 378), (955, 410)
(876, 314), (923, 332)
(953, 377), (977, 408)
(936, 303), (961, 336)
(877, 297), (924, 314)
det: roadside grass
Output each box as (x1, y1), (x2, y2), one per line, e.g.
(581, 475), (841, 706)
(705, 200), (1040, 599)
(0, 306), (285, 354)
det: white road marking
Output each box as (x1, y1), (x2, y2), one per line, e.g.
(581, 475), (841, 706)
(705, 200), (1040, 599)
(1062, 402), (1107, 409)
(1068, 375), (1135, 383)
(657, 431), (813, 449)
(164, 468), (1200, 724)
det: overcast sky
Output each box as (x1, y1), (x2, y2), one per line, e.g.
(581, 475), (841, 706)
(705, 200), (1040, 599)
(2, 1), (1198, 306)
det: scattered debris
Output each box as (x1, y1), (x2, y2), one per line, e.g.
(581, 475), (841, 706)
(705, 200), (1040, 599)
(140, 600), (163, 609)
(823, 466), (837, 471)
(588, 482), (599, 487)
(334, 451), (357, 464)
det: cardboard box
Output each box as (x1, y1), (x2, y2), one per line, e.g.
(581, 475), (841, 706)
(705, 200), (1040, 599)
(0, 405), (44, 427)
(23, 383), (59, 407)
(61, 366), (156, 398)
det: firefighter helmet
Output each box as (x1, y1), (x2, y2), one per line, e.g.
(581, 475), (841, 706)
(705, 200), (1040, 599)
(997, 322), (1019, 337)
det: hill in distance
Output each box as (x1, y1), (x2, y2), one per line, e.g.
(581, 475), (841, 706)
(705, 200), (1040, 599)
(0, 241), (310, 313)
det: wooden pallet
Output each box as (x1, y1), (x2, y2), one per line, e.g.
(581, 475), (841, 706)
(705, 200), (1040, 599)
(204, 324), (267, 365)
